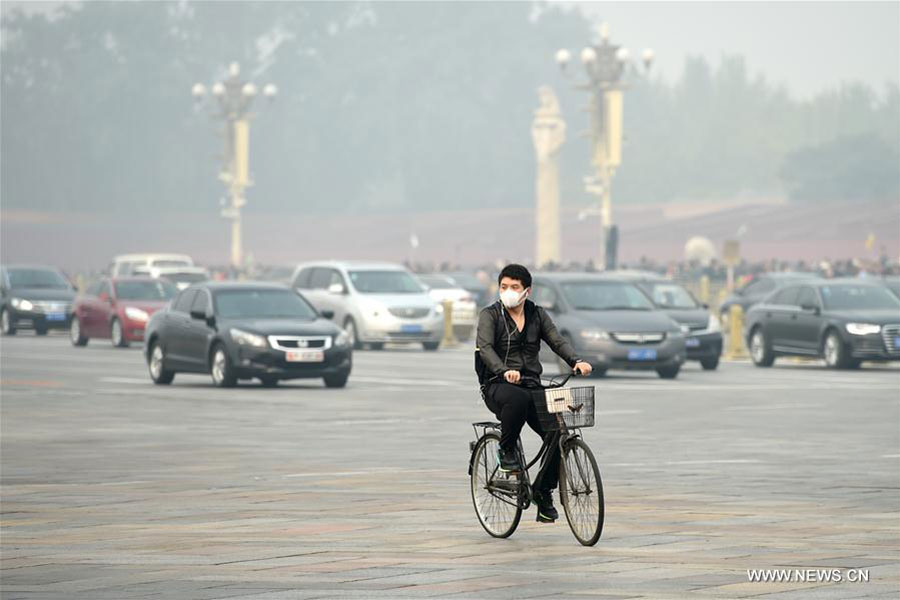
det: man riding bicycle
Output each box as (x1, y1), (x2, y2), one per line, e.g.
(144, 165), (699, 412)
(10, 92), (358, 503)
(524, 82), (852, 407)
(475, 264), (592, 522)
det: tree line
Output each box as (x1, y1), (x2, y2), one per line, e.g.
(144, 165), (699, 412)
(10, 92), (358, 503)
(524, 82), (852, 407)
(2, 1), (897, 217)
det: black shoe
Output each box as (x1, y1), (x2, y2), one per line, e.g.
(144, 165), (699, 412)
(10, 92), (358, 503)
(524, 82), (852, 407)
(534, 489), (559, 523)
(497, 447), (520, 473)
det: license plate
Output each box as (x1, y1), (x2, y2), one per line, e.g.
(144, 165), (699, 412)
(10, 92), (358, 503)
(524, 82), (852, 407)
(401, 324), (423, 333)
(286, 350), (324, 363)
(686, 338), (701, 348)
(627, 348), (657, 361)
(894, 336), (900, 349)
(46, 313), (66, 321)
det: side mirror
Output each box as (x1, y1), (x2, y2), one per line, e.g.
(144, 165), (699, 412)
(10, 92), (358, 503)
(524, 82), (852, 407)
(321, 310), (335, 320)
(190, 309), (214, 327)
(800, 303), (820, 315)
(701, 303), (710, 309)
(327, 283), (345, 294)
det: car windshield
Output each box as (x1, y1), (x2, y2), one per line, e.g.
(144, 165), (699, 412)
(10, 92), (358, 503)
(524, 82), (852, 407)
(7, 268), (70, 289)
(163, 273), (208, 284)
(151, 259), (191, 268)
(114, 280), (176, 301)
(349, 270), (424, 294)
(820, 285), (900, 311)
(642, 283), (698, 309)
(214, 289), (317, 319)
(561, 281), (655, 311)
(419, 276), (455, 289)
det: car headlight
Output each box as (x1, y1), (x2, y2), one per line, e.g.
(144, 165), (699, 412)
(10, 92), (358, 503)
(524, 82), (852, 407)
(434, 303), (444, 315)
(11, 298), (33, 311)
(580, 329), (610, 342)
(706, 314), (721, 333)
(335, 330), (350, 347)
(230, 328), (268, 348)
(125, 307), (149, 322)
(846, 323), (881, 335)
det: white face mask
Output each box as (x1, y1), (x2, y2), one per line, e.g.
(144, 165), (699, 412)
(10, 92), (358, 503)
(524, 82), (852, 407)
(500, 288), (527, 309)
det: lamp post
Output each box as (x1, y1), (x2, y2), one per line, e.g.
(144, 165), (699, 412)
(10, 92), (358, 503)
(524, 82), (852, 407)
(192, 62), (277, 272)
(556, 23), (652, 270)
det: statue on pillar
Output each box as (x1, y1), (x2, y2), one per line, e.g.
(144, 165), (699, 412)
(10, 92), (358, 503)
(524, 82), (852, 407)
(532, 86), (566, 268)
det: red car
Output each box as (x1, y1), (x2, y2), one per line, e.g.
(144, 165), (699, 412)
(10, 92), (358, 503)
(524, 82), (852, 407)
(70, 277), (177, 347)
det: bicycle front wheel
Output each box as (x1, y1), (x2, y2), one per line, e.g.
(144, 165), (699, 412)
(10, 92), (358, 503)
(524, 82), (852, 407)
(559, 437), (605, 546)
(470, 433), (523, 538)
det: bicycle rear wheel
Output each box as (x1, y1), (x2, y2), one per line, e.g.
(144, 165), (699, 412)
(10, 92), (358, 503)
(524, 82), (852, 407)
(559, 437), (604, 546)
(470, 433), (523, 538)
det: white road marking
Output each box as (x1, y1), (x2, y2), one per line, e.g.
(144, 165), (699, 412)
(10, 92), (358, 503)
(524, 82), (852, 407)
(349, 375), (462, 387)
(607, 459), (762, 467)
(99, 376), (151, 385)
(284, 467), (451, 479)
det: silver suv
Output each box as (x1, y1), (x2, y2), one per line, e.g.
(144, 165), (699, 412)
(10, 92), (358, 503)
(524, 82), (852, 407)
(291, 261), (443, 350)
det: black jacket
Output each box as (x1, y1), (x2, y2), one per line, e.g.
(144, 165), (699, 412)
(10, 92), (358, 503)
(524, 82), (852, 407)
(475, 299), (580, 386)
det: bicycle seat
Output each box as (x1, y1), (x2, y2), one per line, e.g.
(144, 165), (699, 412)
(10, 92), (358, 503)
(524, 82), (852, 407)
(472, 421), (500, 429)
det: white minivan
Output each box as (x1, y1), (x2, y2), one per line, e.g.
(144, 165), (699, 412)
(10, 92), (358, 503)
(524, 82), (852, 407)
(291, 261), (443, 350)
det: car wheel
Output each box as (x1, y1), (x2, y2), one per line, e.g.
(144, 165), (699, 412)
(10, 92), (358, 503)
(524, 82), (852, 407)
(368, 342), (385, 351)
(823, 330), (852, 369)
(34, 325), (48, 336)
(423, 341), (440, 351)
(656, 365), (680, 379)
(110, 318), (129, 348)
(210, 344), (237, 387)
(344, 318), (361, 350)
(70, 316), (88, 346)
(259, 376), (279, 388)
(749, 327), (775, 367)
(0, 308), (16, 336)
(324, 372), (349, 388)
(700, 357), (720, 370)
(148, 341), (175, 385)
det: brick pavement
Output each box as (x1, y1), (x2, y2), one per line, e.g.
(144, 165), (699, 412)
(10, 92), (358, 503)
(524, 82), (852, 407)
(1, 336), (898, 599)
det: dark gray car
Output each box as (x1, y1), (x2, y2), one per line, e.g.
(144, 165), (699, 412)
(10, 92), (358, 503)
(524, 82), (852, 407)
(744, 279), (900, 368)
(611, 272), (723, 370)
(719, 272), (821, 328)
(532, 273), (685, 379)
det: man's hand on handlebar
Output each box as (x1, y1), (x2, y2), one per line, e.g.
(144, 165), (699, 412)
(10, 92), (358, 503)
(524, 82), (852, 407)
(503, 370), (522, 384)
(573, 361), (593, 376)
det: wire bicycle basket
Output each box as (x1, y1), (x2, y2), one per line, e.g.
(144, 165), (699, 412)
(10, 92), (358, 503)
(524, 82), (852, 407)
(535, 385), (595, 430)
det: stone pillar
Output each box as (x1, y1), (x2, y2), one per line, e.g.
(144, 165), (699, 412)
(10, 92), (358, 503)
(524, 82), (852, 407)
(532, 86), (566, 268)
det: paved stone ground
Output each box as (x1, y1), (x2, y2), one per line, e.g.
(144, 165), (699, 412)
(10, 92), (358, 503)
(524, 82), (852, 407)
(1, 334), (898, 599)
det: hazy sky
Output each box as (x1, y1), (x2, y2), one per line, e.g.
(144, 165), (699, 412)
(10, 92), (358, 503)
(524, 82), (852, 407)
(4, 1), (898, 99)
(571, 1), (900, 99)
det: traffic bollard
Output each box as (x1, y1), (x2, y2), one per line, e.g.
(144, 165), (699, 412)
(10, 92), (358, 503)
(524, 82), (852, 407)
(725, 304), (747, 359)
(441, 299), (457, 348)
(699, 275), (710, 304)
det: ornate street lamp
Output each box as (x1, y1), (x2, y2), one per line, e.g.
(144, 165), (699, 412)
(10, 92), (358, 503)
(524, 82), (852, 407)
(192, 62), (277, 271)
(556, 23), (652, 269)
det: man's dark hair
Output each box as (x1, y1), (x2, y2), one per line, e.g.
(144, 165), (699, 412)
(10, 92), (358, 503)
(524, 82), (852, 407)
(498, 264), (532, 289)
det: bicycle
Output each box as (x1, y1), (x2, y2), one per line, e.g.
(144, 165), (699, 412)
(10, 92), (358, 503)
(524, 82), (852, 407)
(468, 373), (605, 546)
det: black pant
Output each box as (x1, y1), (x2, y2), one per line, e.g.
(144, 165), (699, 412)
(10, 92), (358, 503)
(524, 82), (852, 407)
(485, 382), (560, 492)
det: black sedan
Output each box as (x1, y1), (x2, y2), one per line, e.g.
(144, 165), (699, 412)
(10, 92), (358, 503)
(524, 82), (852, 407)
(144, 282), (352, 387)
(1, 265), (76, 336)
(616, 274), (723, 370)
(745, 279), (900, 368)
